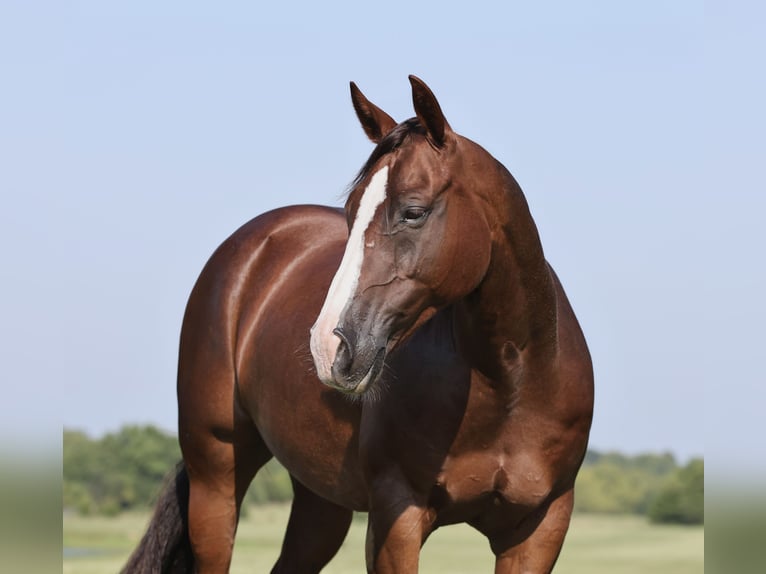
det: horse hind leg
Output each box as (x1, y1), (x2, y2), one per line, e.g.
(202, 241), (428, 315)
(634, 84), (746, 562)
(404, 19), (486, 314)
(183, 415), (272, 573)
(271, 477), (354, 574)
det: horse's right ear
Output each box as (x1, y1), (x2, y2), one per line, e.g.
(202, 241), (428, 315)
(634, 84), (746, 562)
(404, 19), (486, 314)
(350, 82), (398, 144)
(409, 75), (453, 149)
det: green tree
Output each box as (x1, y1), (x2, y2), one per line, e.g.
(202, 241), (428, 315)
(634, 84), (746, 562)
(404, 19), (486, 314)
(648, 458), (704, 524)
(574, 450), (680, 515)
(63, 425), (181, 515)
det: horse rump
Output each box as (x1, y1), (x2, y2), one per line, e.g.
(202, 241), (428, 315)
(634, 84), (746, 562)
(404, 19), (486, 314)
(121, 462), (193, 574)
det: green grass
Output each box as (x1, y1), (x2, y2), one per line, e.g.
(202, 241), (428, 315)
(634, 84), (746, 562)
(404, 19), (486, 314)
(63, 507), (703, 573)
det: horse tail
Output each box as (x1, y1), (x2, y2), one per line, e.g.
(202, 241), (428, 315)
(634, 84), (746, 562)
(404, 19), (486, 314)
(121, 462), (194, 574)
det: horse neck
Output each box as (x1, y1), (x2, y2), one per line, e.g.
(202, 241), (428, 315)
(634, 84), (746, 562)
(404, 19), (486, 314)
(453, 163), (558, 384)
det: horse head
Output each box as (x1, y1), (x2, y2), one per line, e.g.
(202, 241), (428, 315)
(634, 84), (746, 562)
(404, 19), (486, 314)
(310, 76), (499, 394)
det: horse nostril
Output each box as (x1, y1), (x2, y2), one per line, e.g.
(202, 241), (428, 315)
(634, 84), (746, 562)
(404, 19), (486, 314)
(332, 327), (354, 377)
(332, 327), (351, 350)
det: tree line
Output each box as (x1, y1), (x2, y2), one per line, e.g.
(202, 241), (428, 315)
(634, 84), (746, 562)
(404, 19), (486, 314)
(63, 425), (702, 524)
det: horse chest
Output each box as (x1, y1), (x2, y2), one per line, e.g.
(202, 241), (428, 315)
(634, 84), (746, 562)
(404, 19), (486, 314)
(427, 450), (554, 526)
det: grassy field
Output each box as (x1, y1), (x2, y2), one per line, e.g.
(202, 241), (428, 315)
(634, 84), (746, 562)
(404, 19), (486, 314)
(64, 506), (703, 573)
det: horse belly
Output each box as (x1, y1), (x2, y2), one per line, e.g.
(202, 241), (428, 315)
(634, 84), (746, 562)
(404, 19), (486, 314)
(243, 358), (368, 509)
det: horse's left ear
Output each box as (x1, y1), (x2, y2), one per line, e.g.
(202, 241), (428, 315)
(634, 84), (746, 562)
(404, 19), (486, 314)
(409, 75), (454, 148)
(350, 81), (398, 144)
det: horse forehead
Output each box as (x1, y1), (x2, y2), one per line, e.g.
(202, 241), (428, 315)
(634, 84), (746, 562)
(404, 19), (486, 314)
(390, 148), (449, 192)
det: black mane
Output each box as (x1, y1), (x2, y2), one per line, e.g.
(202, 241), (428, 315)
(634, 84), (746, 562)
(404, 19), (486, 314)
(349, 118), (426, 192)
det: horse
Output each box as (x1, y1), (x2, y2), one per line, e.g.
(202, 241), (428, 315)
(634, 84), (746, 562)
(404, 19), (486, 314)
(123, 76), (593, 574)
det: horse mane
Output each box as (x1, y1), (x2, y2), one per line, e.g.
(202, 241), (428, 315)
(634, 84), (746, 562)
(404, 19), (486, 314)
(349, 118), (426, 192)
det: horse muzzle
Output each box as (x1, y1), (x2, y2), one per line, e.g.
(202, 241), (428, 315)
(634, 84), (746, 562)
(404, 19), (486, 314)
(329, 327), (387, 393)
(310, 321), (387, 394)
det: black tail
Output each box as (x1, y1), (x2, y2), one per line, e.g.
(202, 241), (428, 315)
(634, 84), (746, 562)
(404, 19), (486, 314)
(121, 462), (194, 573)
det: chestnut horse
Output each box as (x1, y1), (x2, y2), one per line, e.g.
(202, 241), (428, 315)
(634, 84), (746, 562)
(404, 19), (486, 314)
(123, 76), (593, 573)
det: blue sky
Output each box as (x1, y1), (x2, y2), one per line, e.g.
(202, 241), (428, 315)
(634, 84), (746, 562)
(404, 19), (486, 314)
(1, 2), (763, 473)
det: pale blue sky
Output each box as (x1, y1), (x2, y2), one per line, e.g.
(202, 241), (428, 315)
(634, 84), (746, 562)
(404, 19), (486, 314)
(1, 2), (763, 472)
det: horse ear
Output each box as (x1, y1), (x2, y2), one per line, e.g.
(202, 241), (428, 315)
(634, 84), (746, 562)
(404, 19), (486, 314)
(409, 75), (453, 148)
(350, 82), (398, 144)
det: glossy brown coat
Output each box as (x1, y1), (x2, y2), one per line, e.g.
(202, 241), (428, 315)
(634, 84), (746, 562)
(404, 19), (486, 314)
(123, 77), (593, 574)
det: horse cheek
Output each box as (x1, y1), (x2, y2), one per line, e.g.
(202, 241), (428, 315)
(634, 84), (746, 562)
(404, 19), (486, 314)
(435, 203), (491, 302)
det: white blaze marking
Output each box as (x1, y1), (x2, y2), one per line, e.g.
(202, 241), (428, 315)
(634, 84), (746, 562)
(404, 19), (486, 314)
(310, 166), (389, 384)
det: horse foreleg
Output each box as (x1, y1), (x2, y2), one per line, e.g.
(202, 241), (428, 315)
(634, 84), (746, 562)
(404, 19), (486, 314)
(270, 477), (353, 573)
(365, 474), (433, 574)
(490, 489), (574, 574)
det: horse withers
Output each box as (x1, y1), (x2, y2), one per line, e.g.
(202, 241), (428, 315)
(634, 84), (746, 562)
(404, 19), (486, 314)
(123, 76), (593, 574)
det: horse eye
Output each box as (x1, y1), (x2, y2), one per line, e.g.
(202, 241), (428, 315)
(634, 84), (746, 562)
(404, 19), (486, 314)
(401, 207), (428, 224)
